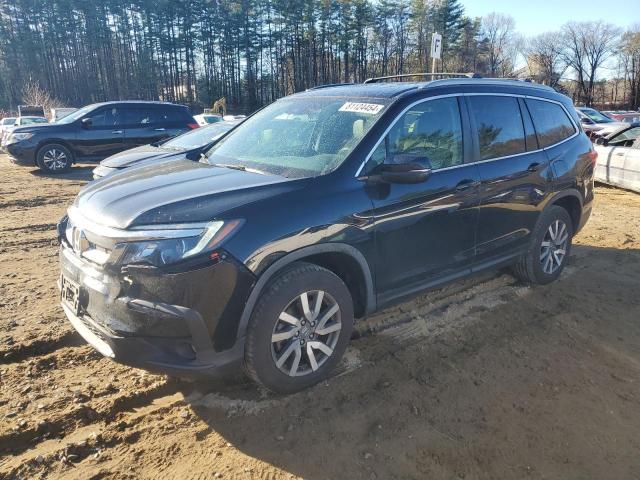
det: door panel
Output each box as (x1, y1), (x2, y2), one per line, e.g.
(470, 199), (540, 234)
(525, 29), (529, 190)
(370, 165), (480, 301)
(363, 96), (480, 302)
(468, 95), (552, 263)
(122, 107), (170, 149)
(623, 147), (640, 192)
(73, 107), (125, 159)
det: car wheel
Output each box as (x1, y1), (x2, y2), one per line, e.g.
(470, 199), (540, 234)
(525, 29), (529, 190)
(512, 205), (573, 285)
(36, 143), (72, 173)
(244, 262), (354, 394)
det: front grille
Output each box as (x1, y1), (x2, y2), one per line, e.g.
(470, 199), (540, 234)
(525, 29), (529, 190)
(65, 216), (114, 266)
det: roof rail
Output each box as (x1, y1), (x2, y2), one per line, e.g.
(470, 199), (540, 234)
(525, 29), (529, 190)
(364, 72), (480, 84)
(307, 83), (355, 91)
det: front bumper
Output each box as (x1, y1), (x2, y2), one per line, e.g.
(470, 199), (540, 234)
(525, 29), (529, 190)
(58, 241), (255, 377)
(5, 141), (37, 166)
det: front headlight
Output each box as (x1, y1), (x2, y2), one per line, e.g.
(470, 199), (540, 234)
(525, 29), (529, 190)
(116, 220), (242, 268)
(6, 132), (34, 144)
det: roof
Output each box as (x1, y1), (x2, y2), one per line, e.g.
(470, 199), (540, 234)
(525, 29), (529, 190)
(294, 78), (557, 100)
(89, 100), (185, 108)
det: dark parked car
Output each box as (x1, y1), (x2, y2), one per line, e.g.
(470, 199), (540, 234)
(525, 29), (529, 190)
(5, 101), (198, 173)
(58, 78), (595, 393)
(92, 121), (238, 179)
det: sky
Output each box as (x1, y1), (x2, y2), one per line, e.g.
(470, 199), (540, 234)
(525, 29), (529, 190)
(463, 0), (637, 36)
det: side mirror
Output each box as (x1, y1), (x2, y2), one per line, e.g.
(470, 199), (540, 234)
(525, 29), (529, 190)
(380, 162), (432, 184)
(81, 118), (92, 129)
(594, 137), (608, 146)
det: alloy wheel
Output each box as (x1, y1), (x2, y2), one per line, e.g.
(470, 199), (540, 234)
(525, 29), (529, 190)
(42, 148), (68, 171)
(271, 290), (342, 377)
(540, 219), (569, 274)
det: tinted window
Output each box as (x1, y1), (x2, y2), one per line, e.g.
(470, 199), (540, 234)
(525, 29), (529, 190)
(367, 97), (464, 172)
(87, 107), (121, 127)
(527, 99), (576, 148)
(159, 106), (193, 124)
(123, 108), (153, 127)
(468, 96), (526, 160)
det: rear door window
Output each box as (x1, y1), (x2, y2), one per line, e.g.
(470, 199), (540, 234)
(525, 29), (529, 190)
(123, 108), (154, 127)
(526, 99), (577, 148)
(468, 96), (526, 160)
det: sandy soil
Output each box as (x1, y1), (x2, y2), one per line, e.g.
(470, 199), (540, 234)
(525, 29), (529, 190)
(1, 155), (640, 479)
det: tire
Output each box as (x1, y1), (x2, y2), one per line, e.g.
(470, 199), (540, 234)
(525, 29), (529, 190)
(512, 205), (573, 285)
(36, 143), (73, 173)
(244, 262), (354, 394)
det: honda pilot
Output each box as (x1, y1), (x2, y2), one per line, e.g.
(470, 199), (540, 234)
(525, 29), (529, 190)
(58, 78), (595, 393)
(6, 101), (197, 173)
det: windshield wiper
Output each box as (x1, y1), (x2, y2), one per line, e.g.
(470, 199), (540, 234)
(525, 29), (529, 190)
(210, 162), (268, 176)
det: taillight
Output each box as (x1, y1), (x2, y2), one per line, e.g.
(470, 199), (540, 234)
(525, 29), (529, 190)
(588, 149), (598, 167)
(187, 123), (199, 129)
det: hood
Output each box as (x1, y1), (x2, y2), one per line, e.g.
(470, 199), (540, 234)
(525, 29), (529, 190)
(74, 159), (297, 229)
(12, 123), (62, 134)
(100, 144), (179, 168)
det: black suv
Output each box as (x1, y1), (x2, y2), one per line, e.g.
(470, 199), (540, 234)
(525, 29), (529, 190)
(58, 78), (595, 393)
(5, 101), (197, 173)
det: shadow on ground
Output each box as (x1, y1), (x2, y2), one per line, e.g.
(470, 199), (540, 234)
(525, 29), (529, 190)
(29, 164), (95, 182)
(187, 245), (640, 480)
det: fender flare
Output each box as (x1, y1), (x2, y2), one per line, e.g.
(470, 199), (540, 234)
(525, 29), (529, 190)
(545, 188), (584, 210)
(237, 243), (376, 339)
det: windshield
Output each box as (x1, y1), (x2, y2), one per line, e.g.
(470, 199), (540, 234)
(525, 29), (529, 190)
(206, 96), (390, 178)
(55, 104), (96, 124)
(610, 126), (640, 145)
(163, 122), (235, 150)
(201, 115), (222, 124)
(21, 117), (48, 125)
(581, 108), (613, 123)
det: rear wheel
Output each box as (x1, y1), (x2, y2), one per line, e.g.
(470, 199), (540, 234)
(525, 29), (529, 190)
(36, 143), (72, 173)
(512, 205), (573, 285)
(244, 262), (354, 394)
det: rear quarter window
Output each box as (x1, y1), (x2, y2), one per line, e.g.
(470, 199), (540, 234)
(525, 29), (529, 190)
(159, 106), (194, 126)
(526, 99), (577, 148)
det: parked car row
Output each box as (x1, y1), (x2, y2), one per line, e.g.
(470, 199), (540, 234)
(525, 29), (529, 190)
(602, 110), (640, 123)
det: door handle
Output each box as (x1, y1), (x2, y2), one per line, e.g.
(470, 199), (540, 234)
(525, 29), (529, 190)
(527, 162), (542, 172)
(112, 130), (123, 134)
(614, 151), (625, 156)
(154, 128), (166, 131)
(455, 179), (480, 191)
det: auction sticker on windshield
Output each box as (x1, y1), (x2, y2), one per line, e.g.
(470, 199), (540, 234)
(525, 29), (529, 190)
(339, 102), (384, 114)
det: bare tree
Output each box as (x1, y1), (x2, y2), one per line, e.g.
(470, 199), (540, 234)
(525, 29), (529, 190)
(562, 21), (620, 106)
(481, 12), (517, 76)
(21, 81), (65, 113)
(618, 26), (640, 109)
(522, 32), (567, 87)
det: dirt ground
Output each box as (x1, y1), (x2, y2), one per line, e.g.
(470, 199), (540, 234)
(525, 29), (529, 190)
(1, 155), (639, 480)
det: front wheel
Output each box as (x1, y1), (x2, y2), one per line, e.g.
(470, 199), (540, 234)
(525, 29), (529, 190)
(512, 205), (573, 285)
(244, 262), (354, 394)
(36, 143), (72, 173)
